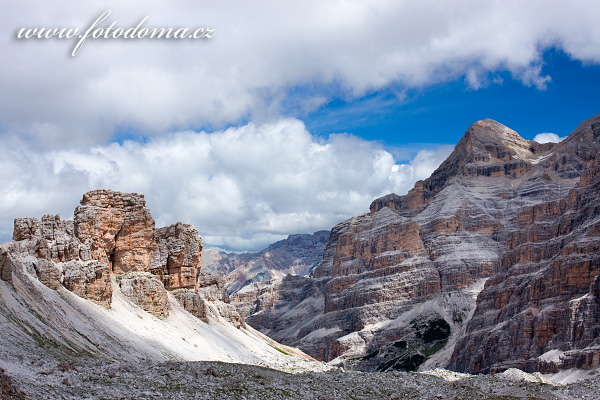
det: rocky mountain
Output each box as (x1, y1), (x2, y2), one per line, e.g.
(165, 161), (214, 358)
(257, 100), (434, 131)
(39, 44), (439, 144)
(202, 230), (330, 295)
(0, 189), (325, 397)
(238, 114), (600, 375)
(5, 189), (246, 326)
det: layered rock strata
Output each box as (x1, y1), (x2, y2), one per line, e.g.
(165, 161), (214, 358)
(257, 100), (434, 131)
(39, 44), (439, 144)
(4, 189), (243, 326)
(240, 114), (600, 374)
(449, 116), (600, 373)
(74, 190), (156, 274)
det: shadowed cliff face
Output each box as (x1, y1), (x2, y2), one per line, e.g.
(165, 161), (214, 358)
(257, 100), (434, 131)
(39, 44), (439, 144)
(240, 114), (600, 374)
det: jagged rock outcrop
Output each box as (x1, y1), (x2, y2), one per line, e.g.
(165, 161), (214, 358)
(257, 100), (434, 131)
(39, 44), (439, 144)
(74, 190), (156, 274)
(12, 217), (40, 241)
(0, 251), (15, 283)
(196, 272), (230, 302)
(33, 259), (62, 290)
(150, 222), (202, 290)
(118, 272), (170, 318)
(174, 272), (245, 328)
(12, 215), (80, 263)
(4, 189), (243, 327)
(241, 114), (600, 374)
(63, 260), (113, 307)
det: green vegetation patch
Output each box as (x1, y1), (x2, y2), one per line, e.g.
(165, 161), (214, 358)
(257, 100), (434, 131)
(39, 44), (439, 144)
(413, 316), (451, 343)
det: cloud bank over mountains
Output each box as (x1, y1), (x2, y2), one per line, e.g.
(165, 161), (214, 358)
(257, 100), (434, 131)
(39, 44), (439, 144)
(2, 0), (599, 250)
(0, 119), (452, 251)
(2, 0), (600, 147)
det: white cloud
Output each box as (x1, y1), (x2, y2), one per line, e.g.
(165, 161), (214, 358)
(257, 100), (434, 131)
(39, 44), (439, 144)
(533, 132), (565, 143)
(1, 0), (600, 147)
(1, 0), (595, 251)
(0, 119), (452, 251)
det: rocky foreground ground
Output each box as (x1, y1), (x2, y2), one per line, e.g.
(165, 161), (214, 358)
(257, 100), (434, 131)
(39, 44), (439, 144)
(2, 360), (600, 400)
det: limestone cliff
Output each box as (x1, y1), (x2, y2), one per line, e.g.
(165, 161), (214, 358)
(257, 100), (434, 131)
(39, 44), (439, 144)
(449, 115), (600, 373)
(3, 189), (242, 327)
(241, 114), (600, 374)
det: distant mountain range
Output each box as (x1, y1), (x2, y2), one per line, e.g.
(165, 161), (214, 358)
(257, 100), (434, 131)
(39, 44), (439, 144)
(202, 230), (330, 294)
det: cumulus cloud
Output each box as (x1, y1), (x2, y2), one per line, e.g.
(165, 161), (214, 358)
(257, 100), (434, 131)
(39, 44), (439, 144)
(533, 132), (565, 143)
(1, 0), (600, 147)
(0, 119), (452, 251)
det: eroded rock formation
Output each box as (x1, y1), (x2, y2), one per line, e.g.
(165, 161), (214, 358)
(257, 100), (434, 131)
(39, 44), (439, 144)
(118, 272), (170, 318)
(4, 189), (243, 326)
(150, 222), (202, 290)
(62, 260), (113, 307)
(0, 251), (15, 282)
(173, 272), (246, 328)
(74, 190), (156, 274)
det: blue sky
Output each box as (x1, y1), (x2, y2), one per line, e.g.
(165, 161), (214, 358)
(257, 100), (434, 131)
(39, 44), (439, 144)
(301, 49), (600, 154)
(1, 1), (599, 251)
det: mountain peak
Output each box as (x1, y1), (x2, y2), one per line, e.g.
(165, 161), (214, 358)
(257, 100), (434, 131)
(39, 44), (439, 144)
(460, 118), (535, 162)
(370, 118), (556, 215)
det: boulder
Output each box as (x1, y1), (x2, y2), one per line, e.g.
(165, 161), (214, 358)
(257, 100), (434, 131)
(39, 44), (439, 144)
(33, 259), (62, 290)
(0, 251), (15, 282)
(63, 260), (112, 307)
(118, 272), (169, 319)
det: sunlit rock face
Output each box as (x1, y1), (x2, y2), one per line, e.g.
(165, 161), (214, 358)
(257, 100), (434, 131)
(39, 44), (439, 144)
(62, 260), (113, 307)
(450, 115), (600, 374)
(5, 189), (242, 325)
(74, 190), (156, 275)
(240, 114), (600, 374)
(150, 222), (202, 291)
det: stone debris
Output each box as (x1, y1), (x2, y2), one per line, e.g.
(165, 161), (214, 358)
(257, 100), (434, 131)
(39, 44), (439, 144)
(3, 359), (600, 400)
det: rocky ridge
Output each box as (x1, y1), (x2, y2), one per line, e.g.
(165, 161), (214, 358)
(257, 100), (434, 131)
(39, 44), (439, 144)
(3, 189), (242, 325)
(239, 114), (600, 375)
(1, 189), (324, 398)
